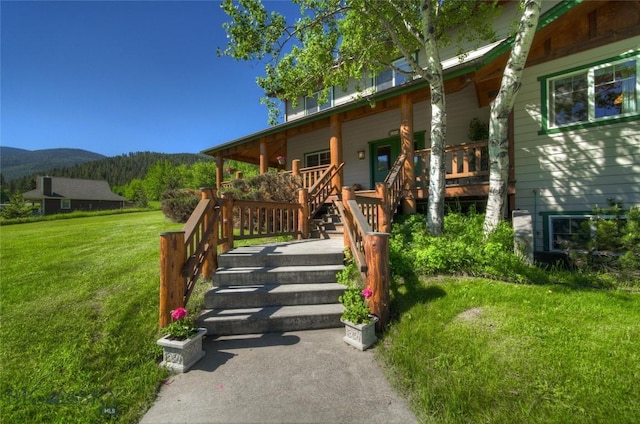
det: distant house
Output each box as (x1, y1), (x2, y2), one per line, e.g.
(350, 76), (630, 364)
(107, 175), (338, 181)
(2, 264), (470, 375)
(22, 176), (127, 215)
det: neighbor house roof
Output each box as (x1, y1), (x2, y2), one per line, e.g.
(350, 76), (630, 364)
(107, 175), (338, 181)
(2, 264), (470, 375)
(22, 176), (126, 201)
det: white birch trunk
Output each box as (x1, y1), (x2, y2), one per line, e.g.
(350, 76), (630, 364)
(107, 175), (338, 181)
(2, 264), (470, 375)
(483, 0), (542, 236)
(421, 0), (446, 235)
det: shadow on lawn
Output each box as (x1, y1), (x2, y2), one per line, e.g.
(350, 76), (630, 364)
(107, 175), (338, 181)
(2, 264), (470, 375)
(389, 273), (447, 320)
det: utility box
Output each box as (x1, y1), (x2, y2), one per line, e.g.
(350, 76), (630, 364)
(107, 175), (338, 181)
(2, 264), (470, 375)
(513, 210), (534, 265)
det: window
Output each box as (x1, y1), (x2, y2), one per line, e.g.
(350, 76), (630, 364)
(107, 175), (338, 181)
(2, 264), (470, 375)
(543, 53), (639, 130)
(304, 150), (331, 168)
(61, 199), (71, 210)
(305, 90), (332, 116)
(549, 215), (590, 251)
(376, 57), (413, 92)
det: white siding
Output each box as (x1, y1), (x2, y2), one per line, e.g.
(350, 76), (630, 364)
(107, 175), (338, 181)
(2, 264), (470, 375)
(514, 38), (640, 250)
(285, 83), (489, 189)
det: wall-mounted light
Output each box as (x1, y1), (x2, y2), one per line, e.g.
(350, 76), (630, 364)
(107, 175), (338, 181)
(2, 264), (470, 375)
(357, 150), (366, 160)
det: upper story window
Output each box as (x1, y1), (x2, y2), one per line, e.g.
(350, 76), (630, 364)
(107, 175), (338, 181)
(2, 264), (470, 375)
(376, 57), (413, 92)
(305, 90), (332, 116)
(542, 53), (639, 131)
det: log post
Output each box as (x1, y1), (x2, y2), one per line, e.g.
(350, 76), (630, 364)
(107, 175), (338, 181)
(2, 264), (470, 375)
(341, 186), (355, 250)
(400, 93), (416, 214)
(330, 115), (343, 192)
(201, 187), (218, 279)
(221, 192), (234, 253)
(292, 159), (301, 177)
(259, 138), (268, 174)
(376, 182), (390, 233)
(159, 231), (186, 328)
(298, 188), (309, 239)
(216, 153), (224, 190)
(364, 232), (390, 331)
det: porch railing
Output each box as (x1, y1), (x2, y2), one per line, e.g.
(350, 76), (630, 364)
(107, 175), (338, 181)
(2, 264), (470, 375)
(415, 140), (489, 186)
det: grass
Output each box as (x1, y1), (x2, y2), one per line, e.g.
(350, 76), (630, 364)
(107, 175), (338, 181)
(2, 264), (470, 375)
(378, 276), (640, 423)
(0, 211), (183, 423)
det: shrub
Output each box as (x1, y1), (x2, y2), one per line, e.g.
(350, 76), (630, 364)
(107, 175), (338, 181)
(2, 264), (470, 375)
(221, 172), (302, 202)
(161, 189), (200, 223)
(0, 194), (35, 219)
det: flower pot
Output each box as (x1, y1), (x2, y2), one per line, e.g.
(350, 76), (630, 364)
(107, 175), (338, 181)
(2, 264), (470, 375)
(157, 328), (206, 373)
(341, 316), (378, 351)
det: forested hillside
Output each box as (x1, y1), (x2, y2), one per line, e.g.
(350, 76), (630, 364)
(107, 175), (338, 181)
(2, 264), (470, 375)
(0, 147), (106, 181)
(3, 151), (214, 192)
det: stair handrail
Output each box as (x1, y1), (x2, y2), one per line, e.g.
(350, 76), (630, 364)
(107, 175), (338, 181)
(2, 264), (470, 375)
(307, 162), (344, 219)
(160, 188), (220, 328)
(334, 185), (390, 330)
(384, 153), (406, 218)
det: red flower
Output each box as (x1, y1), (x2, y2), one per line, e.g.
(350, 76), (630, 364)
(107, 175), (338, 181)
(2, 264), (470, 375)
(171, 307), (188, 321)
(361, 289), (373, 299)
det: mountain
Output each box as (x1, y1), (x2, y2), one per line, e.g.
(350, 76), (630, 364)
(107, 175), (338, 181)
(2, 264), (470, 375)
(0, 147), (106, 181)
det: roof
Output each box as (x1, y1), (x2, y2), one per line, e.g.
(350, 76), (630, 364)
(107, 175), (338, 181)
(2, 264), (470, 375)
(22, 176), (127, 201)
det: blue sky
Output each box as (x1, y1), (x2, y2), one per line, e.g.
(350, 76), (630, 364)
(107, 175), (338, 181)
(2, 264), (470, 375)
(1, 1), (297, 157)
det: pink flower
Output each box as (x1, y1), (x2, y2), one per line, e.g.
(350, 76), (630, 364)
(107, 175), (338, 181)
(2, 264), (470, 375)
(362, 289), (373, 299)
(171, 307), (188, 321)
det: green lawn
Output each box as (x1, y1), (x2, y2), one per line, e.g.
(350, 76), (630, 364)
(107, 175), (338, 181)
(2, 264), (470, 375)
(379, 277), (640, 423)
(0, 212), (182, 423)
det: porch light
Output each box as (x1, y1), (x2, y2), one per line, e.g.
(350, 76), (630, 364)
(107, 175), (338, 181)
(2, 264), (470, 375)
(357, 150), (366, 160)
(276, 155), (286, 165)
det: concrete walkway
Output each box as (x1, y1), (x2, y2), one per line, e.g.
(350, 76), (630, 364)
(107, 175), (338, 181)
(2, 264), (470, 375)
(141, 328), (418, 424)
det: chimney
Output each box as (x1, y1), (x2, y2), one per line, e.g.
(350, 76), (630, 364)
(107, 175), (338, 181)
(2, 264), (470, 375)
(42, 176), (52, 196)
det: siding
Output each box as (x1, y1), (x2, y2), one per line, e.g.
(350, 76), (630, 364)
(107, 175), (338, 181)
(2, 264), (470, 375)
(513, 37), (640, 250)
(286, 83), (489, 189)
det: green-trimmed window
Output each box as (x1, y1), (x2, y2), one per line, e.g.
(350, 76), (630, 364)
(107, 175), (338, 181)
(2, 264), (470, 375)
(61, 199), (71, 210)
(542, 53), (639, 131)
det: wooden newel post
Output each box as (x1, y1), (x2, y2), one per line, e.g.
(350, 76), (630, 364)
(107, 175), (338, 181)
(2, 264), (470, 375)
(201, 187), (218, 279)
(365, 232), (389, 331)
(292, 159), (301, 177)
(159, 231), (186, 328)
(298, 188), (309, 239)
(341, 186), (355, 250)
(376, 182), (390, 233)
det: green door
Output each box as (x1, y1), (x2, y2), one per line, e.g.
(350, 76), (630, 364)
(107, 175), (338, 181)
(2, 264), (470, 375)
(369, 132), (425, 188)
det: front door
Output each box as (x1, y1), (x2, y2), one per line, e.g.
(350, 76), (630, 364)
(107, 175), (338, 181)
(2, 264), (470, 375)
(369, 132), (425, 188)
(370, 138), (401, 188)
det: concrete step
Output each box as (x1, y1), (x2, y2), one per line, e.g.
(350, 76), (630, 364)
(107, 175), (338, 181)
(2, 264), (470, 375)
(218, 239), (344, 268)
(205, 283), (345, 309)
(214, 265), (344, 286)
(197, 304), (344, 336)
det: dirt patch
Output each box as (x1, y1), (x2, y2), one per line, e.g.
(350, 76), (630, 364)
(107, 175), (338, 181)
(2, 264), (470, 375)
(456, 307), (484, 321)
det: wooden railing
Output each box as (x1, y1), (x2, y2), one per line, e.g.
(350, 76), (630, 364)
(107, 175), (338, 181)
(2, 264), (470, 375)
(335, 186), (390, 330)
(159, 188), (305, 327)
(415, 140), (489, 186)
(295, 164), (330, 190)
(384, 154), (406, 219)
(307, 163), (344, 219)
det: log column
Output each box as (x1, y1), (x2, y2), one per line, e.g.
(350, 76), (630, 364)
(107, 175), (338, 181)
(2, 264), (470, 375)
(216, 153), (224, 190)
(400, 94), (416, 214)
(159, 231), (186, 328)
(365, 232), (389, 331)
(330, 115), (343, 192)
(260, 138), (268, 174)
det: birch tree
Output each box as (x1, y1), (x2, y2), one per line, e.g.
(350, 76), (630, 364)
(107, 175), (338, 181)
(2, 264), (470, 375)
(219, 0), (499, 235)
(483, 0), (542, 235)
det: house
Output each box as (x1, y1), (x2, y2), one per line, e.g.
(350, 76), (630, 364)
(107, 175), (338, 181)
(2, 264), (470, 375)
(22, 176), (127, 215)
(202, 0), (640, 255)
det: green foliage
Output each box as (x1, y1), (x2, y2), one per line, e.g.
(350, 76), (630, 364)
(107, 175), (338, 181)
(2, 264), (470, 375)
(160, 308), (197, 340)
(467, 117), (489, 141)
(160, 189), (201, 223)
(219, 0), (501, 124)
(338, 288), (371, 325)
(221, 172), (302, 202)
(569, 202), (640, 284)
(0, 194), (35, 219)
